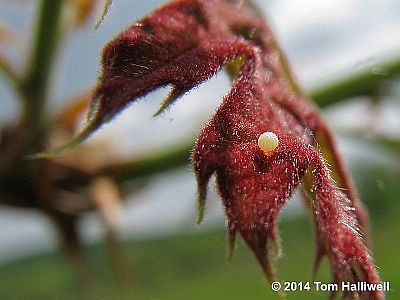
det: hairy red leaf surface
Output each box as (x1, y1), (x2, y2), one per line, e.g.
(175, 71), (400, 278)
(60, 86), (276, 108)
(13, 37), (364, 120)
(49, 0), (383, 298)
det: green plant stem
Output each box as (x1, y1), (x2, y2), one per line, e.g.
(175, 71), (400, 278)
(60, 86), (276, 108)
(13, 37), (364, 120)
(104, 57), (400, 183)
(104, 142), (194, 183)
(21, 0), (63, 149)
(310, 56), (400, 107)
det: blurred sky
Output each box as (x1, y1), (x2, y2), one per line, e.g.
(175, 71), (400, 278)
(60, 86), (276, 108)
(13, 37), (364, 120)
(0, 0), (400, 264)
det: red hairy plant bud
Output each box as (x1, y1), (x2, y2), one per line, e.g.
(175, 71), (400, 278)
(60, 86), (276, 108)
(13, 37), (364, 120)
(45, 1), (383, 298)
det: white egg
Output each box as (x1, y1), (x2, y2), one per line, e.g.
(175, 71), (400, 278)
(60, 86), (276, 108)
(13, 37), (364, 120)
(257, 131), (279, 153)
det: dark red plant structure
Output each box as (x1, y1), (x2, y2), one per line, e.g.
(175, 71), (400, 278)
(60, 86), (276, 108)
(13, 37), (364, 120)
(47, 0), (383, 298)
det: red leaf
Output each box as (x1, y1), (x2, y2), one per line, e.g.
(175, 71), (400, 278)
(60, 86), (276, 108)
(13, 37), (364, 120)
(46, 1), (383, 298)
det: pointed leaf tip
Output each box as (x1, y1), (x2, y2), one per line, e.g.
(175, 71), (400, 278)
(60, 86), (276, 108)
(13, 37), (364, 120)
(153, 86), (182, 117)
(196, 193), (205, 225)
(228, 230), (236, 261)
(27, 122), (97, 159)
(94, 0), (113, 30)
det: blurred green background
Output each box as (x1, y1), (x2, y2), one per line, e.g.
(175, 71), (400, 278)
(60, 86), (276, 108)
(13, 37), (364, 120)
(0, 152), (399, 299)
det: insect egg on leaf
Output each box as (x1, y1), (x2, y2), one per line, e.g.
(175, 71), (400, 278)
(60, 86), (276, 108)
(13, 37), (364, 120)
(257, 131), (279, 154)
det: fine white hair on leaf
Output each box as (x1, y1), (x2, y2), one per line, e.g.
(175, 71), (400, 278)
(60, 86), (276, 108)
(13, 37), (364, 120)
(258, 131), (279, 153)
